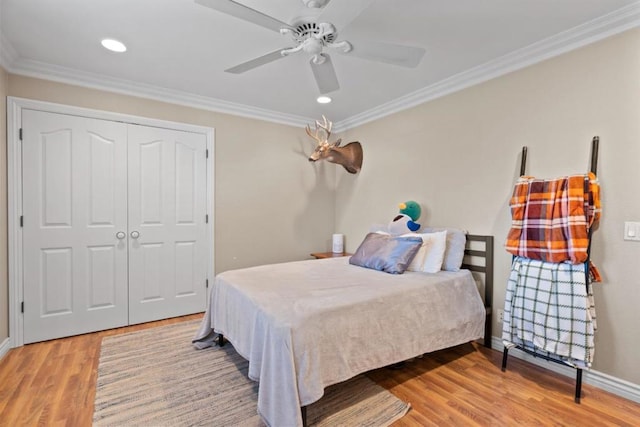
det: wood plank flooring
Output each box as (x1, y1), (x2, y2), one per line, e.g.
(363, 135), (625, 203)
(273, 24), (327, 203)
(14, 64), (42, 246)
(0, 314), (638, 426)
(370, 343), (640, 426)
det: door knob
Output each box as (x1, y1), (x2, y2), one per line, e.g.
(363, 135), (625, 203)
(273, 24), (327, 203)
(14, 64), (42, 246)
(130, 231), (140, 239)
(116, 231), (126, 240)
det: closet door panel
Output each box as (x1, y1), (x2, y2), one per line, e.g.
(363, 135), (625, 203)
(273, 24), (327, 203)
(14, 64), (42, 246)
(22, 110), (129, 343)
(87, 244), (119, 309)
(127, 125), (207, 324)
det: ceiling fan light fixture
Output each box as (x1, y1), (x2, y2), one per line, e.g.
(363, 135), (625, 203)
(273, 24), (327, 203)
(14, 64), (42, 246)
(303, 38), (324, 55)
(101, 38), (127, 53)
(317, 95), (332, 104)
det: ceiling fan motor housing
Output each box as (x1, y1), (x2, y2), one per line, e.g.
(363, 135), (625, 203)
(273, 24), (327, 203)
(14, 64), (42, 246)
(293, 21), (336, 44)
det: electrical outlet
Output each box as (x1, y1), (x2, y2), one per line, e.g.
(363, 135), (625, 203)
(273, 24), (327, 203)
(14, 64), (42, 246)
(498, 309), (504, 323)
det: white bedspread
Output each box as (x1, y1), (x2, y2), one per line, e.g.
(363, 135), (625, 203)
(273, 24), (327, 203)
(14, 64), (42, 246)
(193, 257), (485, 427)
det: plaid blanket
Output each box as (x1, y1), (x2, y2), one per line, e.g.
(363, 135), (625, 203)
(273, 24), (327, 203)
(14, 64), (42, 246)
(505, 172), (601, 280)
(502, 256), (596, 368)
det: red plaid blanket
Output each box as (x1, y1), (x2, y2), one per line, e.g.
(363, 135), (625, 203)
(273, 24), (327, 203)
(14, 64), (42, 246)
(505, 172), (601, 279)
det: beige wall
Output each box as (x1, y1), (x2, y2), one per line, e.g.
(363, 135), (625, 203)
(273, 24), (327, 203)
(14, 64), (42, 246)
(336, 28), (640, 385)
(1, 74), (336, 344)
(0, 65), (7, 342)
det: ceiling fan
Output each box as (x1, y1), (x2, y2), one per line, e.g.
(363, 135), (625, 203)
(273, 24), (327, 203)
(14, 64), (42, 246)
(194, 0), (426, 94)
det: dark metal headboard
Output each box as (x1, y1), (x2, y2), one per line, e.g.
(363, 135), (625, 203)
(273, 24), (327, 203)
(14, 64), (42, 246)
(461, 234), (494, 349)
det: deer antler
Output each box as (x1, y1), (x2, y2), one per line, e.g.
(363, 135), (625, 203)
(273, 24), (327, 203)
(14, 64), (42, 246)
(305, 115), (333, 145)
(305, 123), (323, 144)
(316, 115), (332, 139)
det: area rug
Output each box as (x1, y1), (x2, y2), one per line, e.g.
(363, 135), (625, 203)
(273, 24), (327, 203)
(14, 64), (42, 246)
(93, 320), (410, 426)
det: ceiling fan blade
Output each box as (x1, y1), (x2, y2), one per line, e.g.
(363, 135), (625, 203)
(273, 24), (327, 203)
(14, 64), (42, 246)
(317, 0), (375, 31)
(345, 40), (426, 68)
(195, 0), (290, 32)
(310, 54), (339, 94)
(225, 49), (285, 74)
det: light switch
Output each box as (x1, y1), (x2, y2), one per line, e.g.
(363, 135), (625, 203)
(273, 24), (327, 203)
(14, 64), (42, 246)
(624, 222), (640, 241)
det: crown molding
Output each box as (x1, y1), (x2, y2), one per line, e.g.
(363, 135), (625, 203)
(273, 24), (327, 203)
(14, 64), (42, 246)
(334, 2), (640, 132)
(2, 56), (313, 128)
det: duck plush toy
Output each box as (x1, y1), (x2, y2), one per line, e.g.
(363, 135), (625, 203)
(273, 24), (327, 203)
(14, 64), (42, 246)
(387, 201), (422, 235)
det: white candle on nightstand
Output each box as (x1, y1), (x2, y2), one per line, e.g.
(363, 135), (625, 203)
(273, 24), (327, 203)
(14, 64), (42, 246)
(332, 234), (344, 253)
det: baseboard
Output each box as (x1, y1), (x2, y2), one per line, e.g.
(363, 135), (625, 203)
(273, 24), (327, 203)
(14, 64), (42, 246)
(491, 336), (640, 403)
(0, 337), (11, 361)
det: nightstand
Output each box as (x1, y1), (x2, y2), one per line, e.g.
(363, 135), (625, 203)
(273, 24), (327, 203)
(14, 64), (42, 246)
(310, 251), (352, 259)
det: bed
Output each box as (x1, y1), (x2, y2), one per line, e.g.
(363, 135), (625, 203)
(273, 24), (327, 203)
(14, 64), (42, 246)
(193, 232), (493, 427)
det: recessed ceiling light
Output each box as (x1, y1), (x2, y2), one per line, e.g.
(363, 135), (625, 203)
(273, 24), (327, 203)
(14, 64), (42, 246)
(316, 96), (332, 104)
(101, 38), (127, 53)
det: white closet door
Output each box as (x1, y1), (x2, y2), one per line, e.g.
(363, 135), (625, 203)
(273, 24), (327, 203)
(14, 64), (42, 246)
(127, 125), (208, 324)
(22, 110), (129, 343)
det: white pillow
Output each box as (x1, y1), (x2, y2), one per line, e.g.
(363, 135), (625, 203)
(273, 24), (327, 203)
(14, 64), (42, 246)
(404, 230), (448, 273)
(421, 227), (467, 271)
(405, 234), (427, 271)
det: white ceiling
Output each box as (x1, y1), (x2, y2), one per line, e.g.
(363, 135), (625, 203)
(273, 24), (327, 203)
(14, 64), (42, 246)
(1, 0), (639, 129)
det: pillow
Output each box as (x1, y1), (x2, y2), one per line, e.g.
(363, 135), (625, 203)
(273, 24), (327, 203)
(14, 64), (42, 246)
(421, 227), (467, 271)
(403, 230), (447, 273)
(349, 232), (423, 274)
(404, 235), (426, 272)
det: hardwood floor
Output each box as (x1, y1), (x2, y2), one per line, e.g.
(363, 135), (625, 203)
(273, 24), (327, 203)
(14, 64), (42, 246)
(1, 314), (638, 426)
(0, 314), (203, 426)
(369, 343), (640, 426)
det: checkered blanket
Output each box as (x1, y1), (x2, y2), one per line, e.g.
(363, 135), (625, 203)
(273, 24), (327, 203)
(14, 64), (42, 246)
(505, 172), (601, 279)
(502, 256), (596, 368)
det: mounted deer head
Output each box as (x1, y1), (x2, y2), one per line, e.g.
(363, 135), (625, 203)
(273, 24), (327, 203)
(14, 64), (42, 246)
(305, 115), (363, 174)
